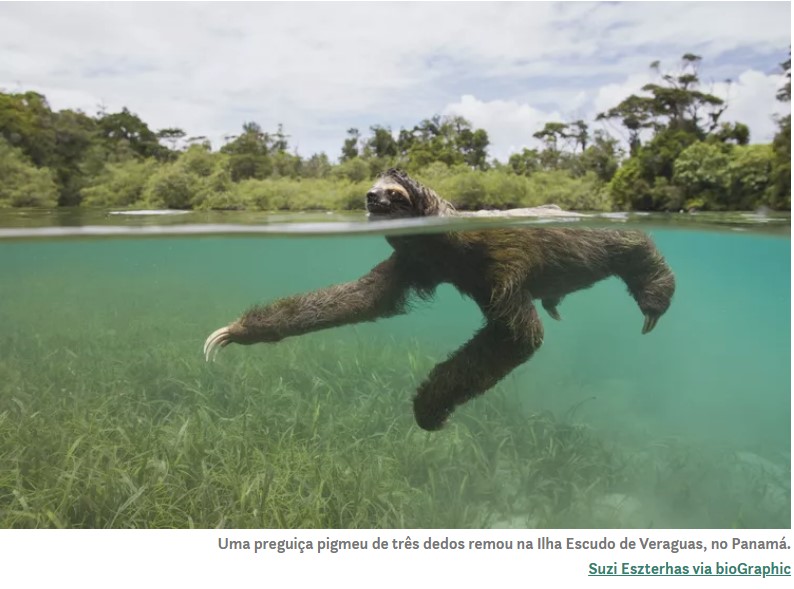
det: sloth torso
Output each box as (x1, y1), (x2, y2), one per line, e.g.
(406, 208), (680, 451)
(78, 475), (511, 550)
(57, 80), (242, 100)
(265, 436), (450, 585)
(387, 227), (642, 311)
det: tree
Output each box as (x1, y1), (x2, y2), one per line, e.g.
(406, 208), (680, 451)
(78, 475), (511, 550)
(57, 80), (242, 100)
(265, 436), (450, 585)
(0, 137), (59, 207)
(340, 128), (360, 162)
(51, 109), (99, 205)
(565, 120), (589, 153)
(157, 127), (186, 152)
(608, 157), (652, 210)
(597, 54), (727, 153)
(532, 121), (568, 166)
(508, 148), (542, 176)
(727, 145), (775, 210)
(403, 116), (461, 168)
(711, 122), (750, 145)
(221, 122), (272, 181)
(271, 150), (302, 178)
(366, 125), (398, 159)
(98, 107), (167, 160)
(640, 53), (726, 137)
(387, 115), (491, 170)
(272, 123), (289, 152)
(595, 54), (758, 210)
(397, 128), (415, 156)
(142, 163), (198, 209)
(334, 157), (369, 182)
(457, 127), (490, 170)
(671, 142), (776, 211)
(636, 127), (699, 182)
(142, 145), (231, 209)
(776, 54), (791, 102)
(0, 92), (106, 205)
(770, 53), (791, 209)
(186, 136), (211, 149)
(672, 141), (731, 210)
(81, 158), (159, 207)
(530, 119), (598, 174)
(596, 95), (657, 155)
(0, 91), (57, 167)
(178, 143), (218, 177)
(578, 130), (622, 182)
(302, 152), (332, 179)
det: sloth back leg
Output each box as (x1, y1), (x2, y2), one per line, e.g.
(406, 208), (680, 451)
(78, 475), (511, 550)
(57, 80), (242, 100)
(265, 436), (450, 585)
(412, 301), (544, 431)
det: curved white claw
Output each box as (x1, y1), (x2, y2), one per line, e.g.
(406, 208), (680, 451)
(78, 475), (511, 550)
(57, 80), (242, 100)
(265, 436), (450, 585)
(641, 314), (659, 335)
(204, 326), (231, 362)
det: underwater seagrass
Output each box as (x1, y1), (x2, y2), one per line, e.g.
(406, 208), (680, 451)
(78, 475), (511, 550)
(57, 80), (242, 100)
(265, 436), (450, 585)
(204, 169), (675, 431)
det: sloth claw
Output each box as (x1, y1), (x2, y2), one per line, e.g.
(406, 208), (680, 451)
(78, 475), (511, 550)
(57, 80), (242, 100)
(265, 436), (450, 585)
(546, 307), (561, 321)
(641, 314), (659, 335)
(204, 326), (231, 362)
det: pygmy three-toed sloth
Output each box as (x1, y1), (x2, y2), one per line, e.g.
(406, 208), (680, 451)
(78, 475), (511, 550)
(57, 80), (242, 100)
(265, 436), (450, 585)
(204, 169), (675, 431)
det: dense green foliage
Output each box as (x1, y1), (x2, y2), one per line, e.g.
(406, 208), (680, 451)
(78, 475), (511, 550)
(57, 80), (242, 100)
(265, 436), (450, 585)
(0, 54), (789, 211)
(0, 138), (59, 207)
(600, 54), (790, 211)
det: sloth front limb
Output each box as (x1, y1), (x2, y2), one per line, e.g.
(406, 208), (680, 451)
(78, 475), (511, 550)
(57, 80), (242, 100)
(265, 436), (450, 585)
(204, 255), (414, 360)
(412, 298), (544, 431)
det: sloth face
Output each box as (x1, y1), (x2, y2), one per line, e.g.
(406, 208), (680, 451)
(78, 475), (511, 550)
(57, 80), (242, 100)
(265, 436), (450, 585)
(366, 168), (454, 218)
(366, 176), (416, 218)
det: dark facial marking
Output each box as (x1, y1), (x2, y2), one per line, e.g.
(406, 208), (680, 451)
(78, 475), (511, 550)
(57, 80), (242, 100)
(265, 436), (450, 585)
(366, 179), (414, 216)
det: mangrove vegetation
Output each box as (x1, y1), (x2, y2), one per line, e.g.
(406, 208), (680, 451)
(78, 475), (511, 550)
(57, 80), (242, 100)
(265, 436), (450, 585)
(0, 54), (790, 212)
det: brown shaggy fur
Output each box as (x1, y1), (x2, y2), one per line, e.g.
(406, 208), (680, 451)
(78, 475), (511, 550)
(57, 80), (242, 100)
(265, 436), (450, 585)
(206, 168), (675, 431)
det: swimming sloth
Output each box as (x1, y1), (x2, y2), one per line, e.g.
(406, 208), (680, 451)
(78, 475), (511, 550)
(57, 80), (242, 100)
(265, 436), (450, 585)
(204, 169), (675, 431)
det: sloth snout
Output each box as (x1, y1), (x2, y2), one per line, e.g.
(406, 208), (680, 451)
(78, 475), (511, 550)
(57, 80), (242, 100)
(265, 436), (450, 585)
(367, 191), (390, 209)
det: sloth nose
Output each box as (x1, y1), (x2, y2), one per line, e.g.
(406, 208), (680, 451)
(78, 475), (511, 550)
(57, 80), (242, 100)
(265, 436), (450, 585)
(367, 191), (388, 206)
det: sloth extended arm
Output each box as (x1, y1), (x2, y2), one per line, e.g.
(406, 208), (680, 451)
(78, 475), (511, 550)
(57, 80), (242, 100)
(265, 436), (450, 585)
(204, 255), (414, 360)
(412, 294), (545, 431)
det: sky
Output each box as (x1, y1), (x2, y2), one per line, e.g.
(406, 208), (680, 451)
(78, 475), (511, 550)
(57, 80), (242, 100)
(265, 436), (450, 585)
(0, 1), (790, 162)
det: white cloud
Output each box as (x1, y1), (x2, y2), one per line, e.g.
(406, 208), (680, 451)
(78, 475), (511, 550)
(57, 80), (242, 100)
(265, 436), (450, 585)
(590, 67), (790, 145)
(580, 2), (790, 55)
(0, 2), (789, 160)
(446, 66), (789, 161)
(591, 72), (656, 121)
(714, 70), (790, 143)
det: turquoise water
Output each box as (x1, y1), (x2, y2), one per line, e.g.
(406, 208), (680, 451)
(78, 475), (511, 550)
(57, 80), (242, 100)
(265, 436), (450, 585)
(0, 212), (789, 528)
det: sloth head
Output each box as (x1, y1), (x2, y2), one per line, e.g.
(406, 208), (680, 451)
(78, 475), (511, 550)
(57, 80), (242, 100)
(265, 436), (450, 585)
(366, 168), (455, 219)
